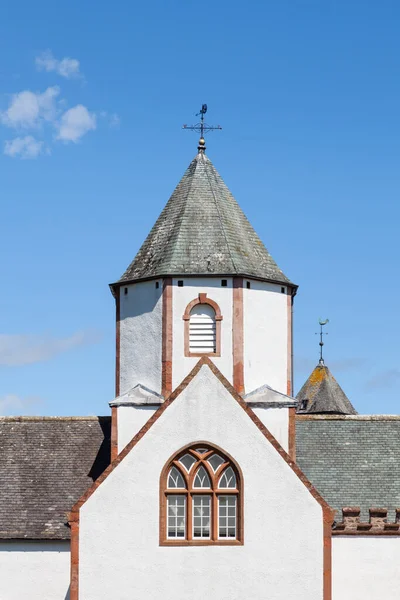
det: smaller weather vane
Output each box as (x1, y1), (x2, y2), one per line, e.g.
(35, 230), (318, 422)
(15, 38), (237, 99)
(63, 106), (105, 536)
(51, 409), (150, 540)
(182, 104), (222, 149)
(316, 318), (329, 365)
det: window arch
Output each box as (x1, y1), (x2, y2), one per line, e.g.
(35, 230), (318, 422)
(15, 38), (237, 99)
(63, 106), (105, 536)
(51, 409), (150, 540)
(160, 443), (243, 545)
(183, 294), (223, 357)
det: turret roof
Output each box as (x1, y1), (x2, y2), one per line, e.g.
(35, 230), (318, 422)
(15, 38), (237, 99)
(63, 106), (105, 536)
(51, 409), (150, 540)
(116, 150), (293, 286)
(296, 363), (357, 415)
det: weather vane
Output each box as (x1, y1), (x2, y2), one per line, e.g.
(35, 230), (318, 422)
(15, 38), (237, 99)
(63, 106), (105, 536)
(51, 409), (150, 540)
(316, 318), (329, 365)
(182, 104), (222, 151)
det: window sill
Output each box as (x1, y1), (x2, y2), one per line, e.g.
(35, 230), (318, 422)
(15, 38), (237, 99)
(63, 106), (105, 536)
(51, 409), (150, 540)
(160, 539), (243, 547)
(185, 352), (221, 358)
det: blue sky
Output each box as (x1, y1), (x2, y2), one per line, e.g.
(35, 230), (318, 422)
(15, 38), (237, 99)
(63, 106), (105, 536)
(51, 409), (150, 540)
(1, 0), (400, 415)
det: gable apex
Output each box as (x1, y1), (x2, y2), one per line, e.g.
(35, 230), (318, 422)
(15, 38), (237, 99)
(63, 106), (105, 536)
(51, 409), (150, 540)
(69, 357), (333, 521)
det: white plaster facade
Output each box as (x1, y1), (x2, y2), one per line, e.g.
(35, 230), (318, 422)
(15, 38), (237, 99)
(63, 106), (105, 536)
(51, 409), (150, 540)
(251, 406), (290, 452)
(119, 280), (163, 395)
(332, 536), (400, 599)
(116, 404), (157, 452)
(0, 541), (70, 600)
(243, 279), (289, 394)
(118, 276), (290, 398)
(79, 365), (324, 600)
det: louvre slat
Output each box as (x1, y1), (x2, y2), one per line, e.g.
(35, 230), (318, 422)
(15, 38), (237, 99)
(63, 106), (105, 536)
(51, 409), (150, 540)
(189, 305), (217, 353)
(190, 333), (215, 338)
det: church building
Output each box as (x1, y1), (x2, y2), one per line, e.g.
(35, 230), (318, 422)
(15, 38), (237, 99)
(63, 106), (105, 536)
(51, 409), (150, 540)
(0, 133), (399, 600)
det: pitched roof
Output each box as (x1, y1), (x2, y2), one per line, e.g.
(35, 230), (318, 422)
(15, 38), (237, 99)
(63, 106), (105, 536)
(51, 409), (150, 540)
(243, 384), (297, 408)
(0, 417), (110, 540)
(296, 415), (400, 521)
(116, 151), (293, 286)
(296, 363), (357, 415)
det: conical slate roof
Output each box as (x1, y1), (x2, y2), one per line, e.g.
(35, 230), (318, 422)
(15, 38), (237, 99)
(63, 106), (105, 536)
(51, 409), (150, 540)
(296, 363), (357, 415)
(117, 150), (293, 285)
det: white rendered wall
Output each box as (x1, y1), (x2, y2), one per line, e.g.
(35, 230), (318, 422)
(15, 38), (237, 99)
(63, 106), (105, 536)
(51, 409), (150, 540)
(0, 541), (70, 600)
(80, 365), (323, 600)
(243, 280), (288, 394)
(251, 406), (289, 452)
(117, 405), (158, 452)
(119, 281), (163, 395)
(333, 536), (400, 600)
(171, 277), (233, 388)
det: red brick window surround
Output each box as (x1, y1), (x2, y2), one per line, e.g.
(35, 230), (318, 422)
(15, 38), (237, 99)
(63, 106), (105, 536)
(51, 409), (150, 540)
(160, 443), (243, 546)
(183, 294), (223, 357)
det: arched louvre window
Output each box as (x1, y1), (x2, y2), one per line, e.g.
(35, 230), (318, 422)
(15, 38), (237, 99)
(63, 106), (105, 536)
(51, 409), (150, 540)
(189, 304), (216, 354)
(161, 444), (242, 545)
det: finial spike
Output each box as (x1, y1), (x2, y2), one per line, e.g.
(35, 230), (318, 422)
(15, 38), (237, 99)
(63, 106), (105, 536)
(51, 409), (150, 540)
(316, 318), (329, 364)
(182, 104), (222, 152)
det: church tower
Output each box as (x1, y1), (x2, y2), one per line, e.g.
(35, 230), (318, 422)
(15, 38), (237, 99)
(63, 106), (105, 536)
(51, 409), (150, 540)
(110, 137), (297, 407)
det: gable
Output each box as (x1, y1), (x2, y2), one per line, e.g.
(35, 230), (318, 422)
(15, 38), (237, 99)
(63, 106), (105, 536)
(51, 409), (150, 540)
(76, 359), (331, 600)
(73, 358), (331, 517)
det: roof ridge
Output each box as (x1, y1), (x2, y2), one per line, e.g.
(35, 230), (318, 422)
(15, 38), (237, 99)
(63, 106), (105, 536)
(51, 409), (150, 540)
(0, 416), (108, 422)
(167, 155), (200, 269)
(203, 155), (238, 272)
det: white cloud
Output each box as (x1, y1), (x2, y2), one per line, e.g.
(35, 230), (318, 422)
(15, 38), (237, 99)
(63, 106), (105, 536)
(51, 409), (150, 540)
(36, 50), (81, 79)
(0, 394), (44, 415)
(0, 330), (102, 366)
(4, 136), (44, 159)
(1, 86), (60, 128)
(56, 104), (96, 142)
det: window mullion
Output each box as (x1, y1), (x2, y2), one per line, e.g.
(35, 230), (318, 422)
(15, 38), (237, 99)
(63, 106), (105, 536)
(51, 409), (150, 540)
(212, 493), (218, 541)
(187, 492), (193, 541)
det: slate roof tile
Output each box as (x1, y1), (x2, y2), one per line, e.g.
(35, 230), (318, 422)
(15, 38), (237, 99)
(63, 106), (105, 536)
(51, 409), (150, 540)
(296, 363), (357, 415)
(117, 151), (293, 285)
(296, 416), (400, 521)
(0, 417), (110, 539)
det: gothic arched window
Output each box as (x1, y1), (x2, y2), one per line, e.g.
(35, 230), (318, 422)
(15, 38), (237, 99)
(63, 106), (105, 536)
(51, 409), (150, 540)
(183, 294), (223, 357)
(160, 443), (242, 545)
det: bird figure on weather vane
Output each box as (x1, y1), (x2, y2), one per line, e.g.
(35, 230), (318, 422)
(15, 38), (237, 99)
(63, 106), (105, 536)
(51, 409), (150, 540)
(182, 104), (222, 149)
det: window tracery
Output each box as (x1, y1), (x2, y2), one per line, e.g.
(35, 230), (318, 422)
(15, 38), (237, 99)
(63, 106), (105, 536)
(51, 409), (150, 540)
(160, 443), (242, 545)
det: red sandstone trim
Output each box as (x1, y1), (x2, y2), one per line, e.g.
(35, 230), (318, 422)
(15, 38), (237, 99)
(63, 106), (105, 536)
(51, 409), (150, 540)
(162, 278), (173, 397)
(333, 506), (400, 535)
(115, 287), (120, 397)
(286, 290), (292, 395)
(111, 406), (118, 461)
(111, 287), (121, 463)
(232, 277), (244, 394)
(288, 406), (296, 461)
(323, 509), (333, 600)
(183, 293), (223, 357)
(69, 515), (79, 600)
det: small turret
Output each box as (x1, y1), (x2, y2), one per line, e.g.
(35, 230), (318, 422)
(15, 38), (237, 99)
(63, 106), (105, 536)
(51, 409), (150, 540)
(296, 363), (357, 415)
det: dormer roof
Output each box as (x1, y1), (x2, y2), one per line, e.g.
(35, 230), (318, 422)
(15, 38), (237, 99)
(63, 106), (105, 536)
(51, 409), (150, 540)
(115, 151), (294, 287)
(296, 363), (357, 415)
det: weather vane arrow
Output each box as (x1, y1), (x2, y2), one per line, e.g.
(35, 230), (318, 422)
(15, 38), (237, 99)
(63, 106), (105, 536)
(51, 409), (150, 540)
(182, 104), (222, 151)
